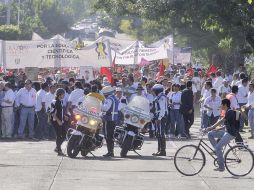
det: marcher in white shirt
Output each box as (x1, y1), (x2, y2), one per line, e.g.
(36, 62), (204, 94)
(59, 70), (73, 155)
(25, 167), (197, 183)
(201, 81), (212, 128)
(204, 88), (221, 126)
(45, 84), (56, 139)
(231, 73), (239, 87)
(15, 79), (37, 139)
(35, 82), (49, 140)
(235, 72), (247, 87)
(219, 79), (231, 98)
(192, 72), (201, 92)
(236, 78), (248, 107)
(1, 82), (15, 138)
(213, 71), (224, 92)
(45, 85), (56, 111)
(67, 81), (84, 114)
(247, 83), (254, 139)
(169, 84), (184, 138)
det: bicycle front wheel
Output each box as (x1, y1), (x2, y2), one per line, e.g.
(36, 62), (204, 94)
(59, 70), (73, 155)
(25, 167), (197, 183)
(174, 145), (206, 176)
(225, 145), (254, 176)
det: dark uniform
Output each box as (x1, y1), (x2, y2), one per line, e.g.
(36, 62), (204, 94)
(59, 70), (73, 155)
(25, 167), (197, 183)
(102, 94), (119, 157)
(152, 84), (167, 156)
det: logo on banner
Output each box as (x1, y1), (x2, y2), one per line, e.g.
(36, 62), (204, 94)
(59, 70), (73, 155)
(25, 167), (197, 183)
(95, 42), (107, 60)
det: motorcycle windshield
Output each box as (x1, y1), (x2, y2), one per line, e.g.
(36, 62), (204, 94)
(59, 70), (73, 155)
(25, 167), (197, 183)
(127, 96), (150, 115)
(81, 96), (102, 114)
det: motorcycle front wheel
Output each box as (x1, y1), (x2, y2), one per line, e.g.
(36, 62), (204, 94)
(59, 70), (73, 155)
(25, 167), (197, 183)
(120, 134), (134, 157)
(67, 135), (81, 158)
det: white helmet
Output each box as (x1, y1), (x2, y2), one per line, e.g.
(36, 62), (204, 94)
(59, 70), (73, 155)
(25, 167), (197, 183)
(101, 86), (115, 96)
(152, 84), (164, 95)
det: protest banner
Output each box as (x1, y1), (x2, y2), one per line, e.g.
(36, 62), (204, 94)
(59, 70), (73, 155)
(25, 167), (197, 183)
(112, 41), (169, 65)
(4, 37), (111, 69)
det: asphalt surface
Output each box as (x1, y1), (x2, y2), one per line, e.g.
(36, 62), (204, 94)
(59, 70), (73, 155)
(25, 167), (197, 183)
(0, 117), (254, 190)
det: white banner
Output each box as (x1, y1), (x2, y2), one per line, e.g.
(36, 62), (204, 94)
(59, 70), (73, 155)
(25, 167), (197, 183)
(4, 38), (111, 69)
(112, 41), (168, 65)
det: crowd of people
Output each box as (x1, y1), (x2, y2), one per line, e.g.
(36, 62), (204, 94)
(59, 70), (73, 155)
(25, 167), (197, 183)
(0, 63), (253, 160)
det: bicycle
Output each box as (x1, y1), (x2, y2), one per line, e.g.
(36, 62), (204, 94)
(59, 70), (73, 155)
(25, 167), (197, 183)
(174, 131), (254, 176)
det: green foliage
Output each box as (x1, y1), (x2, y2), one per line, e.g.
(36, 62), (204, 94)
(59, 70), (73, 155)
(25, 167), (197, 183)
(0, 25), (21, 40)
(94, 0), (254, 71)
(0, 0), (94, 40)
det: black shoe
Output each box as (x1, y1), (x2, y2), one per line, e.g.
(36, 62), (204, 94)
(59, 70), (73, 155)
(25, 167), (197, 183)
(152, 152), (160, 156)
(103, 152), (114, 157)
(157, 151), (166, 156)
(58, 150), (65, 156)
(120, 154), (127, 158)
(54, 148), (59, 153)
(153, 151), (166, 156)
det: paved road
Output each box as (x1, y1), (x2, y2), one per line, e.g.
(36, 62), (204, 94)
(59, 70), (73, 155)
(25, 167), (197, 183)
(1, 117), (254, 190)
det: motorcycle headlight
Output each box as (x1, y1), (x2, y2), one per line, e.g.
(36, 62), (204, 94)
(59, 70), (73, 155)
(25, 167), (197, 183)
(131, 115), (139, 123)
(89, 119), (97, 126)
(81, 116), (89, 124)
(125, 114), (130, 119)
(140, 119), (146, 125)
(75, 114), (81, 121)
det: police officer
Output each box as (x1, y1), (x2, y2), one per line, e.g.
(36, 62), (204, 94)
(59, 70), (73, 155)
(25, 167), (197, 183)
(152, 84), (167, 156)
(101, 86), (119, 157)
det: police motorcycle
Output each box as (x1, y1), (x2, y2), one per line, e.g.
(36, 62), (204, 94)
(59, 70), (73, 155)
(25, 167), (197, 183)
(114, 96), (151, 157)
(66, 96), (104, 158)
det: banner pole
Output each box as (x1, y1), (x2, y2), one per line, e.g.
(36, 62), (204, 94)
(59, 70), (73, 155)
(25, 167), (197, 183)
(2, 40), (7, 73)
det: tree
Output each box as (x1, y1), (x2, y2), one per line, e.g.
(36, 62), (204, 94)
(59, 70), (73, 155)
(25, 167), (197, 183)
(94, 0), (254, 72)
(0, 25), (20, 40)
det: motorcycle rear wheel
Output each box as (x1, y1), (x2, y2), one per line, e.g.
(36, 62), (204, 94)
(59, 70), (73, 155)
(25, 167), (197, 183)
(67, 135), (81, 158)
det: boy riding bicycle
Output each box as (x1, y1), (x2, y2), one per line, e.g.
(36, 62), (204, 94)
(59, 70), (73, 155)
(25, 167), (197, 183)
(204, 99), (240, 172)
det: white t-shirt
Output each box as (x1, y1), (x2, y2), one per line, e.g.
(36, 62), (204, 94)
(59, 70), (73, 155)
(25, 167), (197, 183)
(35, 89), (47, 111)
(15, 87), (37, 107)
(237, 85), (248, 104)
(171, 91), (182, 109)
(68, 89), (84, 107)
(1, 89), (15, 107)
(219, 85), (231, 95)
(45, 92), (55, 111)
(204, 96), (221, 117)
(192, 77), (201, 91)
(213, 76), (224, 91)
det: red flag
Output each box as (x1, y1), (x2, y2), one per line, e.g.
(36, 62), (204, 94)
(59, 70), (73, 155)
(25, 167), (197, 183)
(159, 60), (165, 76)
(187, 68), (194, 76)
(156, 60), (165, 81)
(207, 64), (218, 76)
(100, 67), (113, 83)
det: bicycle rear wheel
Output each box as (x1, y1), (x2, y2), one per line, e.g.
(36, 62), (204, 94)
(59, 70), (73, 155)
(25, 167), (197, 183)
(174, 145), (206, 176)
(225, 145), (254, 176)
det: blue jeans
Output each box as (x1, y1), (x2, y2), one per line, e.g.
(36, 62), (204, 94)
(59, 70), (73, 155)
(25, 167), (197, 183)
(249, 109), (254, 136)
(201, 111), (209, 128)
(208, 130), (235, 169)
(18, 107), (35, 138)
(35, 110), (49, 139)
(170, 109), (184, 136)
